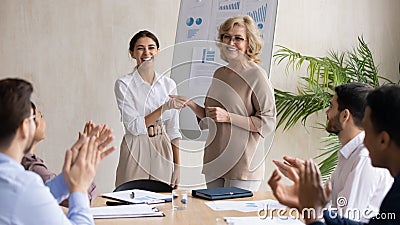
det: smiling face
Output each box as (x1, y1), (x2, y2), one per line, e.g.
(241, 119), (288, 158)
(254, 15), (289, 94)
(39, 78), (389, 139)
(130, 37), (159, 67)
(33, 107), (46, 143)
(220, 24), (249, 62)
(23, 108), (36, 154)
(325, 94), (343, 135)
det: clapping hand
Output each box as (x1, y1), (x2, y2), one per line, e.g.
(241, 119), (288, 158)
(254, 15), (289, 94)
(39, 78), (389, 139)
(62, 136), (100, 193)
(298, 160), (331, 223)
(63, 122), (116, 194)
(273, 156), (305, 181)
(268, 156), (305, 209)
(268, 166), (300, 209)
(80, 121), (115, 159)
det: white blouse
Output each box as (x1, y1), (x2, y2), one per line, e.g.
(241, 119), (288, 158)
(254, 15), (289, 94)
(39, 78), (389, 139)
(114, 70), (181, 141)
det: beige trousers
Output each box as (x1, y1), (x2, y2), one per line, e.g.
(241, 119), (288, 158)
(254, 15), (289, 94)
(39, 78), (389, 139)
(115, 132), (173, 188)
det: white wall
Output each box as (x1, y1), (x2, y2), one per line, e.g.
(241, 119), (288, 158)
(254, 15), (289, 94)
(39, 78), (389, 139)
(0, 0), (399, 193)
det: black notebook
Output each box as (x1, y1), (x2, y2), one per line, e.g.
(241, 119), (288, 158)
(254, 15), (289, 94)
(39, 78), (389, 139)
(192, 187), (253, 200)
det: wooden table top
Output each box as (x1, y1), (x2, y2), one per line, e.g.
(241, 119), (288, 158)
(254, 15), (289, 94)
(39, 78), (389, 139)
(91, 192), (276, 225)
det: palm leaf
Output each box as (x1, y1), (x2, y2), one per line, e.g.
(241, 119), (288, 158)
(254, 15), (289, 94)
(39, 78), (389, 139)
(273, 36), (397, 179)
(275, 88), (331, 131)
(316, 134), (341, 181)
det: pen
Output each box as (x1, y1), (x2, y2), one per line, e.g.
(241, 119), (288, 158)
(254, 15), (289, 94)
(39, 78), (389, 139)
(106, 201), (130, 206)
(147, 200), (166, 205)
(105, 198), (172, 206)
(147, 198), (172, 205)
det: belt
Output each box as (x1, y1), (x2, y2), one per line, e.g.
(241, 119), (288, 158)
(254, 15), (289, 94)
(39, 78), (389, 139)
(147, 120), (165, 137)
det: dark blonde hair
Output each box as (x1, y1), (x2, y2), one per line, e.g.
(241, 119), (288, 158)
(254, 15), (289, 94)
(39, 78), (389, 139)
(218, 15), (263, 63)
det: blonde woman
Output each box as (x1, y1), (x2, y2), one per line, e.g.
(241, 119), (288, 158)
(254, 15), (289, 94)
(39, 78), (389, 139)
(172, 16), (276, 191)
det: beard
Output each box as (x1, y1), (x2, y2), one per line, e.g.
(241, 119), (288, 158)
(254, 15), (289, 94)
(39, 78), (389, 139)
(325, 113), (343, 135)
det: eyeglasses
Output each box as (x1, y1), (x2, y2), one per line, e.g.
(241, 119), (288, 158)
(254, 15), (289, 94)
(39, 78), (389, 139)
(36, 111), (43, 119)
(27, 114), (37, 126)
(221, 34), (246, 44)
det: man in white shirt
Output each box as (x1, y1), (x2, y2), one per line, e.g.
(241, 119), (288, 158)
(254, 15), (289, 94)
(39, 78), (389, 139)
(269, 83), (393, 222)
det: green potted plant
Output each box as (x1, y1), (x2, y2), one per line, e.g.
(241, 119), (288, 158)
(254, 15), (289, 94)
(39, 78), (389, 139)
(274, 37), (398, 180)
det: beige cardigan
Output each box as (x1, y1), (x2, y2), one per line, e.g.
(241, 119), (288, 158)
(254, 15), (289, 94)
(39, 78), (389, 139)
(200, 64), (276, 180)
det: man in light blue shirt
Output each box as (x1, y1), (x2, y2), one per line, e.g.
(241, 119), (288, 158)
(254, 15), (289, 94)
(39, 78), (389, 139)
(0, 78), (115, 225)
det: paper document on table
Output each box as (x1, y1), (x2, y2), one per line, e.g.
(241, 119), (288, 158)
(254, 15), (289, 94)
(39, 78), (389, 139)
(90, 204), (164, 219)
(224, 216), (303, 225)
(205, 199), (286, 212)
(101, 189), (171, 204)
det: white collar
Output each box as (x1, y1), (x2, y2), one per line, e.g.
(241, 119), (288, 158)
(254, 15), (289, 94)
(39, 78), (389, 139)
(132, 69), (161, 87)
(340, 131), (365, 159)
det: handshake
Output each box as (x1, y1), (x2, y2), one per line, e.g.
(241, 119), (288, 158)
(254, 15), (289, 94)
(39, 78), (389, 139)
(162, 95), (191, 111)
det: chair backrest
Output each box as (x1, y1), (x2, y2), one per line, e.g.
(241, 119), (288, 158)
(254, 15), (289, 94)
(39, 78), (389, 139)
(114, 179), (173, 192)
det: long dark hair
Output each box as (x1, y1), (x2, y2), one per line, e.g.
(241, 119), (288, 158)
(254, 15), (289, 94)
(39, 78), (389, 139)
(129, 30), (160, 51)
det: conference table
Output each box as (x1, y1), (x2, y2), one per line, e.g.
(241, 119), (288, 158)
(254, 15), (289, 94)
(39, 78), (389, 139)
(92, 192), (277, 225)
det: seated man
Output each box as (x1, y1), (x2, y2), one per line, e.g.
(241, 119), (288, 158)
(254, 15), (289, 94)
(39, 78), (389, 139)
(299, 85), (400, 225)
(269, 83), (393, 222)
(21, 103), (97, 207)
(0, 78), (115, 224)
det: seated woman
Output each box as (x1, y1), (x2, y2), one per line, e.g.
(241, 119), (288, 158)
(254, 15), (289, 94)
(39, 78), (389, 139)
(21, 102), (96, 207)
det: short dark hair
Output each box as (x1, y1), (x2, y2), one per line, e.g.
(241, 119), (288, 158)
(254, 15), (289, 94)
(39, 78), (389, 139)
(0, 78), (33, 148)
(129, 30), (160, 51)
(335, 82), (372, 127)
(31, 101), (36, 112)
(367, 85), (400, 147)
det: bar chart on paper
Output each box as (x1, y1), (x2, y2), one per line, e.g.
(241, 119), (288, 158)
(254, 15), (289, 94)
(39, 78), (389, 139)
(247, 3), (267, 29)
(201, 48), (215, 63)
(219, 1), (240, 11)
(188, 47), (220, 90)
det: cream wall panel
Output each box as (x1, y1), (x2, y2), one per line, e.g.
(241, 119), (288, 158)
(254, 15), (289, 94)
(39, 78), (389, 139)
(0, 0), (399, 192)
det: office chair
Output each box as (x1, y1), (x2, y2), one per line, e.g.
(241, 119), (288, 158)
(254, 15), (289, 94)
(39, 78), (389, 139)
(113, 179), (173, 192)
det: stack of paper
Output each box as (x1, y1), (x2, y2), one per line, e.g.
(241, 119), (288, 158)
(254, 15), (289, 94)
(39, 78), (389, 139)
(101, 189), (171, 204)
(205, 199), (286, 212)
(90, 204), (164, 219)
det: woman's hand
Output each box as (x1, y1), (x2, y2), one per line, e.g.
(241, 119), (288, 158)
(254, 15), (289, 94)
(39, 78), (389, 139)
(170, 165), (180, 189)
(206, 107), (230, 123)
(168, 95), (191, 108)
(163, 97), (186, 111)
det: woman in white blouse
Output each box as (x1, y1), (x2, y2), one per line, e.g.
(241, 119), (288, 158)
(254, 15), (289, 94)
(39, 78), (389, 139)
(114, 30), (183, 188)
